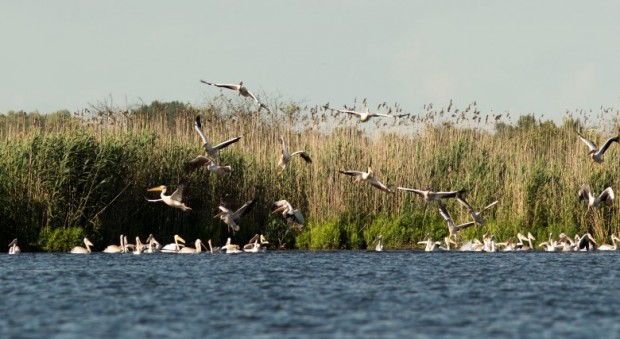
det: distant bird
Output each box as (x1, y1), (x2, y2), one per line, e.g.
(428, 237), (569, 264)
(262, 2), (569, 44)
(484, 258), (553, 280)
(456, 196), (499, 225)
(200, 80), (270, 112)
(577, 132), (620, 164)
(516, 232), (536, 251)
(575, 233), (597, 251)
(278, 136), (312, 169)
(396, 187), (467, 203)
(578, 184), (615, 208)
(8, 238), (20, 254)
(597, 235), (620, 251)
(338, 164), (393, 193)
(103, 235), (125, 253)
(207, 239), (221, 254)
(161, 235), (186, 253)
(185, 156), (232, 175)
(221, 237), (242, 254)
(146, 181), (192, 211)
(337, 108), (391, 123)
(214, 199), (257, 233)
(193, 115), (241, 159)
(178, 239), (207, 254)
(243, 234), (267, 253)
(71, 237), (94, 254)
(145, 234), (161, 253)
(271, 199), (305, 228)
(437, 201), (476, 241)
(375, 234), (384, 252)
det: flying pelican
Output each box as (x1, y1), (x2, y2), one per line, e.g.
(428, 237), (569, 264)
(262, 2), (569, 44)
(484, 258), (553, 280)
(338, 163), (393, 193)
(200, 80), (270, 112)
(516, 232), (536, 251)
(161, 235), (186, 253)
(185, 156), (233, 176)
(178, 239), (207, 254)
(271, 199), (305, 229)
(103, 235), (125, 253)
(193, 115), (241, 159)
(207, 239), (222, 253)
(8, 238), (20, 254)
(146, 181), (192, 211)
(337, 108), (391, 123)
(278, 136), (312, 169)
(456, 196), (499, 226)
(215, 199), (257, 233)
(437, 200), (476, 242)
(221, 237), (242, 254)
(577, 132), (619, 164)
(578, 185), (615, 208)
(597, 235), (620, 251)
(375, 234), (384, 252)
(71, 237), (94, 254)
(396, 187), (467, 203)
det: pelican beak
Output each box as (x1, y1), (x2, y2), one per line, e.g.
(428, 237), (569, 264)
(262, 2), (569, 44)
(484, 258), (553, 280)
(147, 185), (165, 192)
(176, 235), (186, 244)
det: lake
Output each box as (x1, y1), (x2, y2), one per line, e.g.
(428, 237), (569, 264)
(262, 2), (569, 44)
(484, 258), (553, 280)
(1, 250), (619, 338)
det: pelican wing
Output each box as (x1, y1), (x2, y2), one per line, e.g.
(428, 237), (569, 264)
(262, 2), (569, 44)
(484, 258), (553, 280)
(481, 200), (499, 213)
(578, 184), (591, 202)
(233, 199), (257, 220)
(170, 181), (189, 203)
(577, 132), (598, 152)
(599, 187), (615, 204)
(396, 187), (425, 196)
(456, 196), (475, 213)
(339, 170), (364, 177)
(454, 221), (476, 231)
(288, 210), (305, 226)
(337, 109), (362, 116)
(244, 88), (260, 103)
(370, 113), (392, 118)
(271, 199), (293, 213)
(213, 136), (241, 150)
(368, 177), (392, 193)
(599, 136), (620, 154)
(200, 80), (238, 91)
(437, 201), (453, 222)
(193, 115), (209, 145)
(434, 189), (466, 199)
(185, 155), (210, 174)
(292, 151), (312, 163)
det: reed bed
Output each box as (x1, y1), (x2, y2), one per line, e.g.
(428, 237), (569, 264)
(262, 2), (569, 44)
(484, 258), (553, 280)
(1, 98), (619, 251)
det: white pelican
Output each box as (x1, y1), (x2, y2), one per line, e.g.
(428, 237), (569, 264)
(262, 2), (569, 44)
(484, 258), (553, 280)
(538, 233), (559, 252)
(178, 239), (207, 254)
(161, 235), (186, 253)
(71, 237), (94, 254)
(516, 232), (536, 251)
(193, 115), (241, 159)
(456, 196), (498, 226)
(200, 80), (270, 112)
(145, 234), (161, 253)
(443, 237), (457, 251)
(146, 181), (192, 211)
(185, 156), (233, 176)
(396, 187), (467, 203)
(339, 163), (393, 193)
(271, 199), (305, 229)
(482, 233), (497, 252)
(578, 185), (615, 208)
(337, 108), (391, 123)
(418, 235), (444, 252)
(207, 239), (221, 253)
(243, 235), (265, 253)
(8, 238), (20, 254)
(278, 136), (312, 169)
(495, 239), (517, 252)
(375, 235), (384, 252)
(221, 237), (242, 254)
(103, 235), (125, 253)
(132, 236), (145, 255)
(597, 235), (620, 251)
(215, 199), (257, 233)
(437, 201), (476, 242)
(577, 132), (619, 163)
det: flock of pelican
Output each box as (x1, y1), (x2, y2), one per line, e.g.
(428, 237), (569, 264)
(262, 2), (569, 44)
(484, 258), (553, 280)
(5, 80), (620, 255)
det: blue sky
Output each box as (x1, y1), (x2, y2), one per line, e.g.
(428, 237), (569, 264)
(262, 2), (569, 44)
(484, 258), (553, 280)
(2, 1), (619, 122)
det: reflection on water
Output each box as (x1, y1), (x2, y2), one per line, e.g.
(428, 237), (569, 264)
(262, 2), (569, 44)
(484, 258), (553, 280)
(1, 251), (619, 338)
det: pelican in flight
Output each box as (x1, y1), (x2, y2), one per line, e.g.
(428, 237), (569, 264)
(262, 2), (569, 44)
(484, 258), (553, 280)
(221, 237), (242, 254)
(103, 235), (125, 253)
(437, 201), (476, 242)
(146, 181), (192, 212)
(339, 163), (393, 193)
(193, 115), (241, 159)
(375, 234), (384, 252)
(161, 235), (186, 253)
(271, 199), (305, 229)
(337, 108), (391, 123)
(71, 237), (94, 254)
(178, 239), (207, 254)
(578, 185), (615, 208)
(577, 132), (619, 163)
(456, 196), (498, 226)
(597, 235), (620, 251)
(200, 80), (270, 112)
(8, 238), (20, 254)
(278, 136), (312, 169)
(516, 232), (536, 250)
(215, 199), (257, 233)
(396, 187), (467, 203)
(185, 156), (233, 176)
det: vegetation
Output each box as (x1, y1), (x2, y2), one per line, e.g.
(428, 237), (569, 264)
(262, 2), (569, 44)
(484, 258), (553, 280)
(1, 98), (619, 251)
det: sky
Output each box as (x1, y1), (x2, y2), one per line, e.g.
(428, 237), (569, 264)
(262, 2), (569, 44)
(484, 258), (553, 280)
(2, 1), (619, 122)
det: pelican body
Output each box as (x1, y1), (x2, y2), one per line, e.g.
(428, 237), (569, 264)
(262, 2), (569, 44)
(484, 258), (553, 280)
(103, 235), (125, 253)
(337, 108), (391, 123)
(178, 239), (207, 254)
(577, 132), (619, 163)
(71, 238), (94, 254)
(161, 235), (186, 253)
(147, 183), (192, 211)
(8, 238), (20, 254)
(278, 136), (312, 169)
(271, 199), (305, 228)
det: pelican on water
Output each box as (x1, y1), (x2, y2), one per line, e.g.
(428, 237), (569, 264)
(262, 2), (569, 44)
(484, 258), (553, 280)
(71, 238), (94, 254)
(337, 108), (392, 123)
(178, 239), (207, 254)
(339, 163), (393, 193)
(200, 80), (270, 112)
(456, 196), (498, 226)
(271, 199), (305, 229)
(161, 235), (186, 253)
(437, 200), (476, 242)
(185, 156), (233, 176)
(243, 235), (266, 253)
(193, 115), (241, 159)
(215, 199), (257, 233)
(278, 136), (312, 169)
(146, 181), (192, 211)
(8, 238), (20, 254)
(103, 235), (125, 253)
(597, 235), (620, 251)
(375, 235), (384, 252)
(132, 237), (145, 255)
(396, 187), (467, 203)
(578, 184), (615, 208)
(221, 237), (242, 254)
(516, 232), (536, 250)
(577, 132), (619, 163)
(207, 239), (221, 253)
(145, 234), (161, 253)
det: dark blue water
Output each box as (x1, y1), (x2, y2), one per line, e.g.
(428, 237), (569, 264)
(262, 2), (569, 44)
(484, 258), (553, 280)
(2, 251), (620, 338)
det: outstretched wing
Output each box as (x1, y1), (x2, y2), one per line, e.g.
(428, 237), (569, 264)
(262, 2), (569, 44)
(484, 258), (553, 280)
(292, 151), (312, 163)
(233, 199), (257, 220)
(577, 132), (598, 152)
(200, 80), (238, 91)
(337, 109), (362, 117)
(599, 187), (615, 205)
(396, 187), (425, 197)
(368, 177), (392, 193)
(170, 181), (189, 203)
(456, 196), (475, 213)
(213, 136), (241, 151)
(599, 136), (620, 154)
(193, 115), (209, 146)
(185, 155), (210, 174)
(437, 201), (453, 222)
(481, 200), (499, 213)
(339, 170), (364, 177)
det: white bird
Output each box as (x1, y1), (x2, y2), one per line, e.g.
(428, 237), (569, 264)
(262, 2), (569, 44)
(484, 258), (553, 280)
(193, 115), (241, 159)
(577, 132), (619, 163)
(215, 199), (257, 233)
(145, 234), (161, 253)
(132, 236), (145, 255)
(271, 199), (305, 229)
(456, 196), (498, 226)
(597, 235), (620, 251)
(437, 201), (477, 242)
(538, 233), (558, 252)
(8, 238), (20, 254)
(221, 237), (242, 254)
(375, 235), (384, 252)
(207, 239), (221, 253)
(337, 108), (391, 123)
(243, 235), (266, 253)
(578, 185), (615, 208)
(396, 187), (467, 203)
(516, 232), (536, 251)
(71, 237), (94, 254)
(161, 235), (186, 253)
(200, 80), (270, 112)
(185, 156), (233, 176)
(178, 239), (207, 254)
(575, 233), (597, 251)
(103, 235), (125, 253)
(339, 164), (393, 193)
(418, 235), (444, 252)
(482, 233), (497, 252)
(278, 136), (312, 169)
(146, 181), (192, 211)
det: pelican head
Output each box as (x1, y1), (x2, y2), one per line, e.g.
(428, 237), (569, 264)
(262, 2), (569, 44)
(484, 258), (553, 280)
(84, 238), (94, 247)
(8, 238), (18, 247)
(174, 235), (186, 244)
